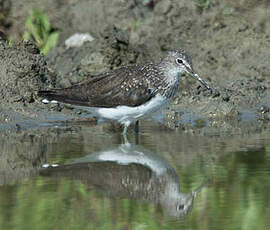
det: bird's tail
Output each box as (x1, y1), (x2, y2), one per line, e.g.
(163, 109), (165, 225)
(37, 89), (89, 106)
(37, 90), (64, 101)
(38, 89), (74, 103)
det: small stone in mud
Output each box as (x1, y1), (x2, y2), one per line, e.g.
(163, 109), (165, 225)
(222, 94), (230, 102)
(15, 124), (21, 131)
(211, 89), (220, 98)
(50, 103), (62, 112)
(65, 33), (94, 48)
(12, 96), (24, 102)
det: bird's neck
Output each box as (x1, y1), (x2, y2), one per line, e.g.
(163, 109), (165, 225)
(156, 64), (180, 98)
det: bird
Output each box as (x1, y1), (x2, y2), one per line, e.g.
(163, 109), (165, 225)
(41, 142), (207, 218)
(38, 49), (212, 136)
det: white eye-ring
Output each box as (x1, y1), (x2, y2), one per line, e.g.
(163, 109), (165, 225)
(176, 58), (184, 64)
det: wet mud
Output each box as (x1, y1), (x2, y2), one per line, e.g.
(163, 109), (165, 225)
(0, 0), (270, 134)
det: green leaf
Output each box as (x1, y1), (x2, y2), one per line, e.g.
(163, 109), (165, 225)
(24, 8), (59, 54)
(40, 12), (51, 32)
(41, 31), (59, 54)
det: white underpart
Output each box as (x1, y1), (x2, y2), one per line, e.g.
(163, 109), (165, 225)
(97, 94), (169, 126)
(69, 143), (173, 176)
(94, 146), (170, 175)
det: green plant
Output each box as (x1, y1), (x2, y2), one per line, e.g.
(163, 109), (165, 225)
(8, 37), (13, 47)
(195, 0), (212, 12)
(23, 8), (59, 54)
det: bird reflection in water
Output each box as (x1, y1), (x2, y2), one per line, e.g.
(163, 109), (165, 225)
(40, 143), (207, 218)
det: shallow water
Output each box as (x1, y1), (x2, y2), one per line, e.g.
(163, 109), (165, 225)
(0, 121), (270, 230)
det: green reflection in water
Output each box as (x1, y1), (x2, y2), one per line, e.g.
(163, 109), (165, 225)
(0, 145), (270, 230)
(0, 178), (164, 230)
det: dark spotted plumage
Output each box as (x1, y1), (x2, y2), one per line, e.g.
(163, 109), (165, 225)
(39, 61), (177, 107)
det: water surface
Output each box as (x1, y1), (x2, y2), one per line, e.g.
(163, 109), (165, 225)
(0, 121), (270, 230)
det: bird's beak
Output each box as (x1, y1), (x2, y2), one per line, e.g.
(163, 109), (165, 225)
(185, 67), (212, 93)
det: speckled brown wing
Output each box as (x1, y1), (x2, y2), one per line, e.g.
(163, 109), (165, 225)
(38, 64), (159, 107)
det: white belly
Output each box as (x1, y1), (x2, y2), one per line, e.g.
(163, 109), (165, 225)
(97, 94), (168, 126)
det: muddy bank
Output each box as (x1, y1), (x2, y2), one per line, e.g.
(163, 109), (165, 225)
(0, 0), (270, 134)
(46, 26), (151, 88)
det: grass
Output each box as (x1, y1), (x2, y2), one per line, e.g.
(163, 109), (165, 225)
(23, 8), (59, 54)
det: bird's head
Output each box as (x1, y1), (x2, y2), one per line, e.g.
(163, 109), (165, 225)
(161, 50), (212, 92)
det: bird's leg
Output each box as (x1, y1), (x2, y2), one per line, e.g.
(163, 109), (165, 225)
(123, 125), (128, 136)
(123, 134), (128, 144)
(134, 120), (139, 133)
(122, 123), (129, 144)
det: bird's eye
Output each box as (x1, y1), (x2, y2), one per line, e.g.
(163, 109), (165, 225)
(176, 58), (183, 64)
